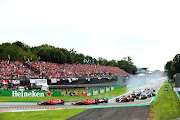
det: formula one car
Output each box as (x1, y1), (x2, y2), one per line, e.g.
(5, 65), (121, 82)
(136, 94), (147, 100)
(37, 99), (65, 105)
(132, 89), (145, 94)
(116, 96), (134, 102)
(72, 99), (99, 105)
(95, 98), (108, 103)
(129, 93), (136, 98)
(146, 92), (156, 98)
(144, 88), (155, 92)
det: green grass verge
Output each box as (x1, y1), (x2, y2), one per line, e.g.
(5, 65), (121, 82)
(0, 86), (141, 102)
(149, 80), (180, 120)
(0, 108), (88, 120)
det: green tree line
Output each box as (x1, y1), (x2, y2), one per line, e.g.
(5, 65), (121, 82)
(165, 54), (180, 79)
(0, 41), (137, 74)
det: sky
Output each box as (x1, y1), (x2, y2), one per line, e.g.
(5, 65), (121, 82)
(0, 0), (180, 71)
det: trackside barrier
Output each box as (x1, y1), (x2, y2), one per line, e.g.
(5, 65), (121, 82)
(99, 88), (105, 94)
(92, 89), (99, 96)
(1, 91), (61, 97)
(105, 87), (110, 92)
(85, 86), (119, 97)
(87, 92), (92, 97)
(85, 82), (147, 97)
(115, 85), (122, 89)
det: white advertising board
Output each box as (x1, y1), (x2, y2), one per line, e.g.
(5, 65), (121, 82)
(173, 87), (180, 91)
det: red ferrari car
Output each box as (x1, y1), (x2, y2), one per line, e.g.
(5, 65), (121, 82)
(72, 99), (99, 105)
(37, 99), (65, 105)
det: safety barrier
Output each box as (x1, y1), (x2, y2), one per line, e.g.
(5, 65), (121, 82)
(1, 91), (61, 97)
(86, 86), (118, 97)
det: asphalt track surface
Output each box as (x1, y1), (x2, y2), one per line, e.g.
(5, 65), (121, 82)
(0, 77), (165, 120)
(67, 106), (150, 120)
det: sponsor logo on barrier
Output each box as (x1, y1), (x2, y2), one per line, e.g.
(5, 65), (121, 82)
(87, 92), (92, 96)
(106, 87), (110, 92)
(100, 89), (105, 94)
(111, 86), (115, 90)
(12, 91), (45, 97)
(93, 90), (99, 95)
(173, 87), (180, 91)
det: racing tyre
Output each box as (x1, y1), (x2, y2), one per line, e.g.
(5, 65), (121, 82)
(78, 103), (82, 105)
(95, 102), (99, 105)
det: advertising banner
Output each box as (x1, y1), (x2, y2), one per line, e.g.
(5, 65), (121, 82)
(99, 88), (105, 94)
(174, 87), (180, 91)
(87, 92), (92, 96)
(105, 87), (110, 92)
(110, 86), (115, 91)
(92, 90), (99, 95)
(30, 79), (35, 84)
(1, 91), (61, 97)
(51, 79), (57, 83)
(35, 79), (47, 86)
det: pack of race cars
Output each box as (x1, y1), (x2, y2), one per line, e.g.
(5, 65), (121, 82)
(37, 88), (156, 105)
(116, 88), (156, 102)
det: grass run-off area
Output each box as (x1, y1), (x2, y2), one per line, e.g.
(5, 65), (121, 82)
(0, 108), (88, 120)
(148, 80), (180, 120)
(0, 86), (138, 102)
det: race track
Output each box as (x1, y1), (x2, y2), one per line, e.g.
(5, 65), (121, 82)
(0, 77), (165, 120)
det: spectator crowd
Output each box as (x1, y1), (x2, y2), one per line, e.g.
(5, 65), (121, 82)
(28, 61), (130, 79)
(0, 60), (130, 91)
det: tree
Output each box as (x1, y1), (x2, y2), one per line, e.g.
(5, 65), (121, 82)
(173, 54), (180, 73)
(117, 56), (137, 74)
(165, 61), (175, 79)
(37, 46), (67, 64)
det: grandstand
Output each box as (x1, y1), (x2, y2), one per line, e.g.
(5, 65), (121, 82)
(0, 60), (131, 90)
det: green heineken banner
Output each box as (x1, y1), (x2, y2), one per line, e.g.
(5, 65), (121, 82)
(1, 91), (61, 97)
(115, 85), (122, 89)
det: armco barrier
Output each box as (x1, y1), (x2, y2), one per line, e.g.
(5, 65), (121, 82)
(1, 91), (61, 97)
